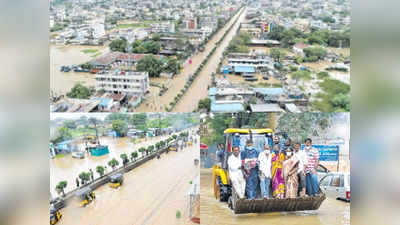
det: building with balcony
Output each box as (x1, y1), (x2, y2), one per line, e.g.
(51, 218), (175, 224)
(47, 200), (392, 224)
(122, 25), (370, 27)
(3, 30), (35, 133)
(95, 71), (149, 96)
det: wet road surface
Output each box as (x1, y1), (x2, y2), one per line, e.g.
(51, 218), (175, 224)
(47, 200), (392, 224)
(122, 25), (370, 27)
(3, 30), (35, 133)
(50, 135), (173, 197)
(173, 8), (247, 112)
(136, 7), (245, 112)
(200, 169), (350, 225)
(57, 136), (200, 225)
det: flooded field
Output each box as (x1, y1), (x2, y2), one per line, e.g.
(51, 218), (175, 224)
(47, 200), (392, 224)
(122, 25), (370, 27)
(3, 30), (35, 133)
(50, 135), (169, 197)
(200, 169), (350, 225)
(136, 8), (246, 112)
(57, 136), (200, 225)
(50, 45), (108, 95)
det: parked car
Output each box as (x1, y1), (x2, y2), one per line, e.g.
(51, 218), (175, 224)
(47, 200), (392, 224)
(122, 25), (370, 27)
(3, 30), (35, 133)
(316, 164), (330, 181)
(319, 172), (350, 202)
(71, 151), (85, 159)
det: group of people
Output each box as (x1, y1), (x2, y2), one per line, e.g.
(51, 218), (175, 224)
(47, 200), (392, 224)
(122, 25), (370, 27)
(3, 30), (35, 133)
(226, 135), (320, 200)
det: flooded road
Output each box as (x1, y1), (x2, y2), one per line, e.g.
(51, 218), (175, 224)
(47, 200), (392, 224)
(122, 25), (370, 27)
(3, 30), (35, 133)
(50, 45), (108, 95)
(200, 169), (350, 225)
(50, 134), (172, 197)
(57, 135), (200, 225)
(136, 7), (246, 112)
(173, 8), (247, 112)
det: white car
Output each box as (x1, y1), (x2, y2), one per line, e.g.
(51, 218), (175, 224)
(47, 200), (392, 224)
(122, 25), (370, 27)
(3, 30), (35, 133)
(71, 151), (85, 159)
(319, 172), (350, 202)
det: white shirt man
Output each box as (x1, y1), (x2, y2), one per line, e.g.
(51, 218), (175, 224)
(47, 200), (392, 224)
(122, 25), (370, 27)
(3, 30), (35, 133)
(228, 146), (246, 199)
(258, 148), (272, 178)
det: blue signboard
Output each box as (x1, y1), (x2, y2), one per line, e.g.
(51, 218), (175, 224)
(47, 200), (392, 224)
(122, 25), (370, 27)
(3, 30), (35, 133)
(301, 145), (339, 161)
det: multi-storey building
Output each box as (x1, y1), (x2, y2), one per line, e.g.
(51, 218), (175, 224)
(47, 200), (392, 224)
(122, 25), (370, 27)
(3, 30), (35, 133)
(95, 71), (149, 96)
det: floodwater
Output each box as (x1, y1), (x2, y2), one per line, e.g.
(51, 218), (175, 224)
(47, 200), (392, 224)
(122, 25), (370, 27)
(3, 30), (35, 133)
(136, 8), (247, 112)
(50, 134), (172, 197)
(200, 169), (350, 225)
(57, 134), (200, 225)
(50, 45), (108, 95)
(173, 8), (247, 112)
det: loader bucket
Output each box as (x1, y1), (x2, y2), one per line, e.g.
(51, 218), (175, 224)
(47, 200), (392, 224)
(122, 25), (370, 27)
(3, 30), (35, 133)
(230, 188), (326, 214)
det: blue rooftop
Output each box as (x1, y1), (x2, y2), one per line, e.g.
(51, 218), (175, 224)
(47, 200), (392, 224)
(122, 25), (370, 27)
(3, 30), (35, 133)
(99, 98), (113, 107)
(253, 88), (284, 95)
(234, 66), (255, 73)
(211, 102), (244, 112)
(209, 87), (218, 96)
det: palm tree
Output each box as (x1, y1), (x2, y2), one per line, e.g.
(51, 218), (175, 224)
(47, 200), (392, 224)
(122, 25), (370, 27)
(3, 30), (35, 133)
(55, 181), (67, 196)
(108, 158), (119, 170)
(96, 166), (105, 177)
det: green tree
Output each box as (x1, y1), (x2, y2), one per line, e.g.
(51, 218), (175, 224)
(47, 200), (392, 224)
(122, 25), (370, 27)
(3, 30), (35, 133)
(130, 113), (147, 130)
(108, 158), (119, 170)
(120, 153), (129, 166)
(112, 119), (128, 136)
(164, 57), (180, 74)
(96, 166), (105, 177)
(303, 47), (327, 60)
(270, 48), (286, 62)
(276, 113), (333, 143)
(155, 142), (161, 150)
(291, 70), (311, 83)
(136, 55), (164, 77)
(63, 120), (77, 129)
(131, 151), (138, 161)
(172, 134), (178, 139)
(79, 172), (91, 184)
(148, 145), (154, 153)
(109, 38), (128, 52)
(66, 83), (94, 99)
(51, 126), (72, 143)
(197, 98), (211, 111)
(139, 147), (146, 156)
(55, 181), (67, 196)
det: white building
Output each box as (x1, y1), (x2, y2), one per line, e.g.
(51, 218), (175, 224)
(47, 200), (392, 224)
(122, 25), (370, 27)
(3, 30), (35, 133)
(95, 71), (149, 96)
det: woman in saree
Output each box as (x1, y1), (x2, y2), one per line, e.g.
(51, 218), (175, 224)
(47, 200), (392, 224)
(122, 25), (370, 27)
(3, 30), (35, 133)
(283, 147), (300, 198)
(271, 145), (285, 198)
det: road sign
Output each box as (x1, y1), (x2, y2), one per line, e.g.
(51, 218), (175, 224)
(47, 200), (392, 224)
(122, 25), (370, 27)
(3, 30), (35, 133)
(301, 145), (339, 161)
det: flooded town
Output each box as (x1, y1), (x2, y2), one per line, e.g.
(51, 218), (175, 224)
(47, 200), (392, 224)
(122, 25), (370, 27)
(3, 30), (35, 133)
(49, 0), (350, 113)
(50, 113), (200, 225)
(199, 112), (350, 225)
(49, 0), (351, 225)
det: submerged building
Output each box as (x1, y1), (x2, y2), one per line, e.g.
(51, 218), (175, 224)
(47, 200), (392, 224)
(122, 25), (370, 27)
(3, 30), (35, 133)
(95, 70), (149, 96)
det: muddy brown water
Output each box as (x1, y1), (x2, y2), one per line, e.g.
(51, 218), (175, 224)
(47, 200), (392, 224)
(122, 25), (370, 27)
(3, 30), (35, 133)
(50, 135), (172, 197)
(200, 169), (350, 225)
(50, 45), (108, 95)
(57, 135), (200, 225)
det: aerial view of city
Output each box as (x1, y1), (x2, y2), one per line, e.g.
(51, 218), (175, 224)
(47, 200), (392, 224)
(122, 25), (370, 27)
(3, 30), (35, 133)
(49, 0), (351, 225)
(49, 0), (350, 113)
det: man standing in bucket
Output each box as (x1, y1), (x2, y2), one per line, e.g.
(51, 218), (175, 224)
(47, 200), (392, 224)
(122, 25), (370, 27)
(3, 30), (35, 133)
(241, 139), (260, 200)
(304, 138), (320, 196)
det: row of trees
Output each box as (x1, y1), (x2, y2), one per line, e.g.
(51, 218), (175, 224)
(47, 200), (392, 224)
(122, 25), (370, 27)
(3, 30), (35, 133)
(109, 38), (161, 54)
(54, 135), (180, 196)
(268, 25), (350, 48)
(136, 55), (180, 77)
(166, 10), (245, 111)
(226, 32), (252, 53)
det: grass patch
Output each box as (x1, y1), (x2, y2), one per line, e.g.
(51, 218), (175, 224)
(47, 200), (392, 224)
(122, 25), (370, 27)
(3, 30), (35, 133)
(55, 153), (66, 158)
(81, 49), (99, 54)
(91, 52), (102, 58)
